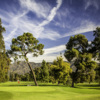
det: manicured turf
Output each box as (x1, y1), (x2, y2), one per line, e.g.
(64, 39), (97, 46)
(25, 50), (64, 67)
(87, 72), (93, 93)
(0, 82), (100, 100)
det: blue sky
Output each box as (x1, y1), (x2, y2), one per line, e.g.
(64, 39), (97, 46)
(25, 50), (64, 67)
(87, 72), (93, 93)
(0, 0), (100, 62)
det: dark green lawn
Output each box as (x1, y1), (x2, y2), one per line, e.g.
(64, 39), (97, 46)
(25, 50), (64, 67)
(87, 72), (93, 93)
(0, 82), (100, 100)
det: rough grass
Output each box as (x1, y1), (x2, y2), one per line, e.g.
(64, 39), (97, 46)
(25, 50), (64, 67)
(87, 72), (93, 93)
(0, 82), (100, 100)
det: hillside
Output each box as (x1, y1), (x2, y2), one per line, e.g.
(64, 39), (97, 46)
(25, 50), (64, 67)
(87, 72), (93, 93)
(9, 61), (42, 75)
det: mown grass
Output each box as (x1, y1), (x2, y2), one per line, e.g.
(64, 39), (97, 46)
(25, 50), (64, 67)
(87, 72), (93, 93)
(0, 81), (100, 100)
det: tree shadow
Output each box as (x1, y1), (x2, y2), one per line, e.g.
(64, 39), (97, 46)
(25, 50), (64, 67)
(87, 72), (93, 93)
(0, 85), (28, 87)
(75, 84), (100, 90)
(38, 84), (66, 87)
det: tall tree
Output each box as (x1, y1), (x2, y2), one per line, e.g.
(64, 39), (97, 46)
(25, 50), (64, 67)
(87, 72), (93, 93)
(40, 60), (49, 82)
(9, 33), (44, 86)
(0, 19), (10, 82)
(64, 34), (97, 87)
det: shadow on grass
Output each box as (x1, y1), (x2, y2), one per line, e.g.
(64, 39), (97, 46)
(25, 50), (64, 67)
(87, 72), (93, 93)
(77, 84), (100, 87)
(0, 91), (13, 100)
(75, 84), (100, 90)
(0, 85), (28, 87)
(38, 84), (66, 87)
(0, 84), (67, 87)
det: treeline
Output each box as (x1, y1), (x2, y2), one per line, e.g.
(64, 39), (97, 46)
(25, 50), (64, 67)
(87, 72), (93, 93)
(9, 58), (72, 85)
(9, 56), (100, 86)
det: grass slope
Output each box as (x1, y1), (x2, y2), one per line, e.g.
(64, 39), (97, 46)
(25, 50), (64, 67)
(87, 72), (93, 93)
(0, 82), (100, 100)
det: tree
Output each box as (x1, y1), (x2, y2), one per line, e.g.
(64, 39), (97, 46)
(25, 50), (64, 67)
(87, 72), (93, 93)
(91, 27), (100, 84)
(40, 60), (49, 82)
(0, 19), (10, 82)
(64, 34), (97, 87)
(34, 67), (41, 81)
(9, 33), (44, 86)
(50, 57), (72, 85)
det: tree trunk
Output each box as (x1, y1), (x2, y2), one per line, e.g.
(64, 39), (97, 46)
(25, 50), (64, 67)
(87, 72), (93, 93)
(27, 62), (38, 86)
(71, 79), (74, 87)
(58, 81), (60, 85)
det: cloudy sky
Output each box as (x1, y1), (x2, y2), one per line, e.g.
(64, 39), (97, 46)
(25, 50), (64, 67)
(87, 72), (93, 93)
(0, 0), (100, 62)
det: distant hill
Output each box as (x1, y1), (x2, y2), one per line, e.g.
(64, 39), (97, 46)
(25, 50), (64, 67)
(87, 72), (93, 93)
(9, 61), (42, 75)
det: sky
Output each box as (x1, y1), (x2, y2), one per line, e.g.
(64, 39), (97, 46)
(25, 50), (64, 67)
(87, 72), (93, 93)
(0, 0), (100, 63)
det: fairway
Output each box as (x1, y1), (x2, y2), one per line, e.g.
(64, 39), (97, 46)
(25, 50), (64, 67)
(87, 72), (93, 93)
(0, 82), (100, 100)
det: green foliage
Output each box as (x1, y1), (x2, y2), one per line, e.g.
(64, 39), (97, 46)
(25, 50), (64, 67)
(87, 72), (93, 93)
(0, 19), (6, 51)
(11, 32), (44, 58)
(75, 53), (97, 83)
(92, 27), (100, 57)
(67, 34), (88, 52)
(95, 65), (100, 85)
(34, 67), (41, 81)
(50, 57), (72, 84)
(64, 48), (79, 62)
(40, 60), (49, 82)
(10, 33), (44, 62)
(0, 19), (10, 82)
(9, 72), (15, 81)
(90, 27), (100, 84)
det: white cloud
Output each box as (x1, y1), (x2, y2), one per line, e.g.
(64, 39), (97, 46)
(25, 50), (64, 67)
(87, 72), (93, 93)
(27, 44), (66, 63)
(4, 28), (18, 41)
(28, 54), (59, 63)
(40, 30), (61, 40)
(3, 10), (29, 41)
(44, 45), (65, 55)
(1, 0), (100, 63)
(19, 0), (51, 18)
(84, 0), (99, 10)
(63, 20), (100, 38)
(1, 0), (63, 47)
(39, 0), (62, 27)
(88, 41), (91, 44)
